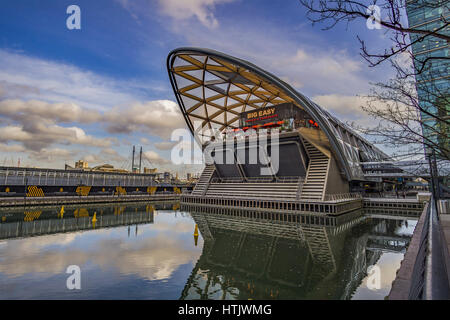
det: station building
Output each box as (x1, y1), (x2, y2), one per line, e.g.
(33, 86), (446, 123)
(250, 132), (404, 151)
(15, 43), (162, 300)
(167, 48), (389, 202)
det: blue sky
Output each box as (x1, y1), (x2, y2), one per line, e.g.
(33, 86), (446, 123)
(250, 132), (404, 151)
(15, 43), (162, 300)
(0, 0), (396, 175)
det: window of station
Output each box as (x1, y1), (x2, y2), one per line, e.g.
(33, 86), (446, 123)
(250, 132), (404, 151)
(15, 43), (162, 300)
(344, 143), (354, 163)
(351, 146), (360, 162)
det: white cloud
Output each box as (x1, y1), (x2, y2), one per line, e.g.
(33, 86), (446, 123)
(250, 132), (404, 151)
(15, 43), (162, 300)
(154, 141), (177, 150)
(311, 92), (410, 126)
(312, 94), (368, 118)
(0, 49), (163, 111)
(28, 148), (77, 162)
(0, 143), (26, 153)
(0, 80), (39, 99)
(156, 0), (236, 29)
(0, 96), (187, 169)
(170, 17), (378, 97)
(82, 148), (127, 167)
(0, 124), (112, 151)
(143, 150), (171, 165)
(0, 99), (101, 123)
(0, 97), (186, 149)
(311, 94), (386, 129)
(104, 100), (186, 139)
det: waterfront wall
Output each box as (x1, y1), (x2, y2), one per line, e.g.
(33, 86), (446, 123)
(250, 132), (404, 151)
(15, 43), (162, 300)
(0, 194), (181, 207)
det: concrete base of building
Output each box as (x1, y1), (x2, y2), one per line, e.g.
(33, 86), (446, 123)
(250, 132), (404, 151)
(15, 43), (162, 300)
(181, 194), (363, 215)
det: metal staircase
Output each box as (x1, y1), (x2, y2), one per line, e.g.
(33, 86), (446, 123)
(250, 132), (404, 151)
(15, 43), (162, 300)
(296, 176), (305, 200)
(301, 226), (336, 272)
(206, 182), (299, 199)
(301, 139), (330, 201)
(192, 164), (215, 196)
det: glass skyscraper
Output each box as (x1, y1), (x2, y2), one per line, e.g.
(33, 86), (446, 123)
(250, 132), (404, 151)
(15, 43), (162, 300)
(406, 1), (449, 159)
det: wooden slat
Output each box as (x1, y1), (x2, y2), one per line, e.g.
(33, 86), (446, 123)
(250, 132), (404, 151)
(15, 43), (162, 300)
(179, 83), (202, 93)
(174, 71), (203, 85)
(180, 91), (203, 102)
(178, 55), (205, 68)
(186, 101), (204, 113)
(173, 65), (202, 72)
(205, 65), (233, 72)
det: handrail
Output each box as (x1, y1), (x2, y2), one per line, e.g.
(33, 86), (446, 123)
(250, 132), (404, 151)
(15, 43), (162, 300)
(182, 192), (359, 202)
(406, 202), (430, 299)
(403, 196), (450, 300)
(209, 176), (303, 184)
(0, 193), (180, 205)
(184, 193), (297, 200)
(322, 193), (362, 201)
(424, 197), (450, 299)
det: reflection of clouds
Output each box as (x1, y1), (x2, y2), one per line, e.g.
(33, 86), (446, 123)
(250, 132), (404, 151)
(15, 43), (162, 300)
(150, 220), (194, 234)
(374, 253), (403, 288)
(93, 235), (198, 280)
(0, 221), (200, 281)
(1, 233), (79, 254)
(353, 252), (404, 299)
(0, 249), (89, 277)
(0, 233), (85, 276)
(394, 220), (417, 237)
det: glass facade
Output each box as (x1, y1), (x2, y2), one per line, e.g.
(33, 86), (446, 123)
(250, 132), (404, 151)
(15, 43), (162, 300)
(406, 1), (450, 158)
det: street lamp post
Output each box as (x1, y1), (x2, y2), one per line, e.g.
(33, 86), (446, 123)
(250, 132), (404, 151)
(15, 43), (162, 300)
(24, 177), (28, 208)
(432, 150), (440, 199)
(426, 148), (439, 210)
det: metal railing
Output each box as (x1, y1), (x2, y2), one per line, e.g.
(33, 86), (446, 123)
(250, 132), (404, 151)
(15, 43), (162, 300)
(275, 176), (302, 183)
(210, 176), (302, 184)
(424, 197), (450, 299)
(322, 193), (362, 202)
(408, 197), (450, 299)
(407, 202), (430, 299)
(0, 193), (180, 206)
(203, 191), (298, 200)
(0, 168), (158, 187)
(184, 192), (299, 201)
(210, 177), (244, 183)
(183, 191), (361, 203)
(363, 191), (420, 199)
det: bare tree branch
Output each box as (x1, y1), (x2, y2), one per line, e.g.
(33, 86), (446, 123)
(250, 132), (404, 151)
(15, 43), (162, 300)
(299, 0), (449, 72)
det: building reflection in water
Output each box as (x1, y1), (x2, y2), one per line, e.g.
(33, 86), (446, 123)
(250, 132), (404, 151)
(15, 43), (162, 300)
(180, 206), (418, 300)
(0, 202), (180, 240)
(0, 202), (418, 299)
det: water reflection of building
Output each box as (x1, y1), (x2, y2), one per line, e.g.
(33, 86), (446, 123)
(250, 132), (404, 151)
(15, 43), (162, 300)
(181, 208), (413, 300)
(0, 202), (178, 240)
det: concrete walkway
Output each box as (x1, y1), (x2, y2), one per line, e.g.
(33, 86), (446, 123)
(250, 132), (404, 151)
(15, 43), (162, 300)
(439, 214), (450, 281)
(388, 203), (428, 300)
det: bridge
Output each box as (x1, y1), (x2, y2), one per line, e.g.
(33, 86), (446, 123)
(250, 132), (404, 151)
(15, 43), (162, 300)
(0, 166), (193, 203)
(361, 160), (450, 179)
(0, 201), (179, 240)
